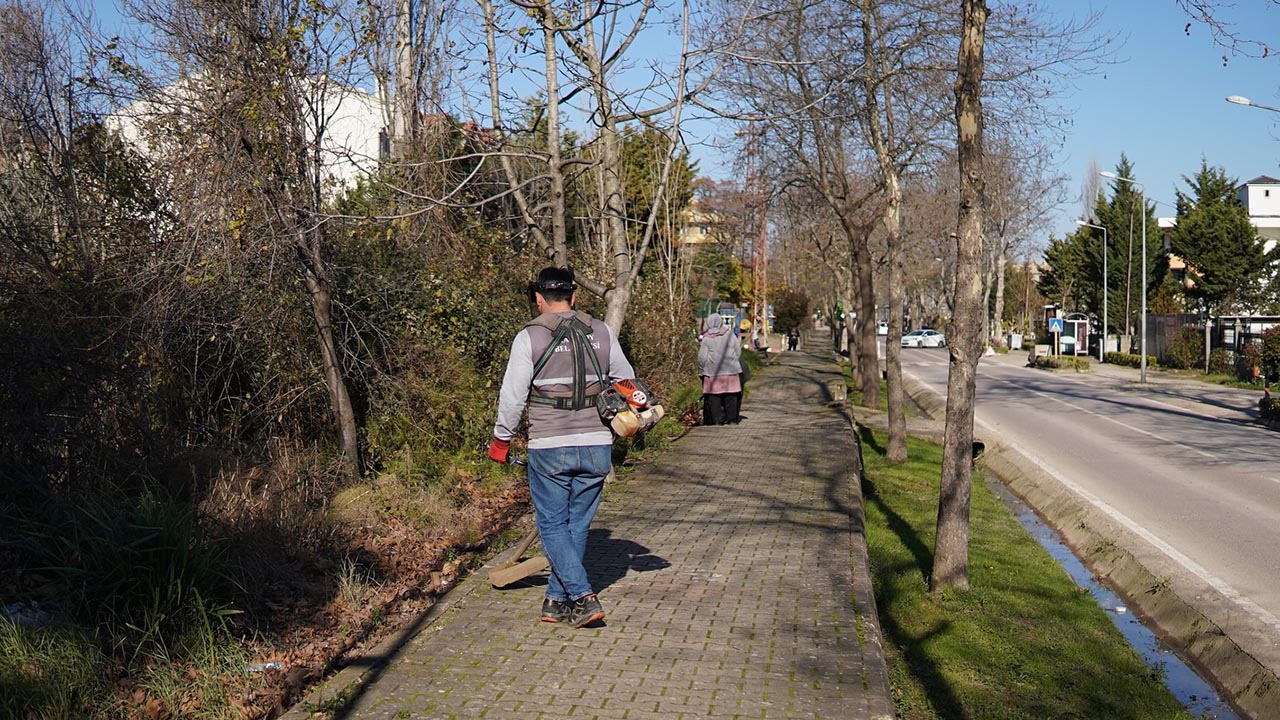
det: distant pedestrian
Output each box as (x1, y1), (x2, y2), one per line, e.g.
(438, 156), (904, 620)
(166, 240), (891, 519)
(488, 267), (636, 628)
(787, 328), (799, 351)
(698, 314), (743, 425)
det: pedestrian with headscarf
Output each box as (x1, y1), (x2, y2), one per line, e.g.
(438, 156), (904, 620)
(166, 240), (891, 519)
(698, 314), (743, 425)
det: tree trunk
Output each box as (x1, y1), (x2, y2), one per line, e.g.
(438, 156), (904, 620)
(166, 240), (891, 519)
(599, 117), (632, 334)
(992, 250), (1007, 346)
(884, 179), (906, 461)
(541, 14), (568, 264)
(297, 231), (361, 471)
(854, 241), (879, 408)
(860, 0), (903, 457)
(981, 248), (993, 346)
(391, 0), (414, 158)
(932, 0), (988, 594)
(842, 283), (857, 378)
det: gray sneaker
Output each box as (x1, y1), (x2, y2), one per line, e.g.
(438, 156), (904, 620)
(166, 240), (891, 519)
(569, 594), (605, 628)
(541, 598), (571, 623)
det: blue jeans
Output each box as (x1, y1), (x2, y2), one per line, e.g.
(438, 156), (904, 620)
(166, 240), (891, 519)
(527, 445), (611, 602)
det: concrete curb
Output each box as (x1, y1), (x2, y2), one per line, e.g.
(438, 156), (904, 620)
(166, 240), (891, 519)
(844, 412), (900, 720)
(892, 375), (1280, 720)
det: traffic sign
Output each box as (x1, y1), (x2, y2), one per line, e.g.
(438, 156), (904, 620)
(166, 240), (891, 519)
(1048, 317), (1064, 334)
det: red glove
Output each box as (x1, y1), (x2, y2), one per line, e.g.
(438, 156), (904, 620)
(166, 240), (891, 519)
(487, 438), (511, 464)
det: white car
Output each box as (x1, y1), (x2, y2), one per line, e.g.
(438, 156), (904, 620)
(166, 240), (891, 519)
(901, 329), (946, 348)
(876, 321), (889, 336)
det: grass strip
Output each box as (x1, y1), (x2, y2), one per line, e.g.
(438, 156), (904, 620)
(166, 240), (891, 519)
(858, 426), (1195, 720)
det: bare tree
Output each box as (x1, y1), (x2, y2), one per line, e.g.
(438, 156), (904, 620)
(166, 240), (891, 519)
(1176, 0), (1280, 59)
(901, 175), (959, 330)
(703, 0), (888, 405)
(477, 0), (704, 333)
(363, 0), (452, 159)
(773, 186), (858, 348)
(1080, 156), (1102, 222)
(983, 133), (1066, 346)
(0, 1), (99, 281)
(852, 0), (957, 459)
(120, 0), (377, 470)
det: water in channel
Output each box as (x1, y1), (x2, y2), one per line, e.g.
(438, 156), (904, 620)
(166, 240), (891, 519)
(987, 479), (1240, 720)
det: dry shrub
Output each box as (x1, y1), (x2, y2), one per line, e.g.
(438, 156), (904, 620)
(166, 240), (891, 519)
(192, 442), (348, 625)
(618, 273), (699, 403)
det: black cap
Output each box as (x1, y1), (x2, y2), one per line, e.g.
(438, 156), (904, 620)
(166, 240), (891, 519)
(534, 266), (576, 292)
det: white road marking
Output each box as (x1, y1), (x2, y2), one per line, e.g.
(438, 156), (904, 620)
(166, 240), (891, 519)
(985, 375), (1218, 459)
(981, 418), (1280, 637)
(989, 359), (1273, 437)
(904, 362), (1280, 636)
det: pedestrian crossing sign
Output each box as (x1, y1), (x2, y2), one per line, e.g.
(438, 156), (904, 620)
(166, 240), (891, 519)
(1048, 317), (1064, 334)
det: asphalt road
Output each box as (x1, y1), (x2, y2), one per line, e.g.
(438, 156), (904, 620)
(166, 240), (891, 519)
(897, 346), (1280, 636)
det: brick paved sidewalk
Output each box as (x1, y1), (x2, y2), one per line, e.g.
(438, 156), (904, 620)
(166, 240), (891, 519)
(286, 341), (894, 719)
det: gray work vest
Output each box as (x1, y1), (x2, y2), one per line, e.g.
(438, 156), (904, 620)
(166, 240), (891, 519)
(526, 311), (611, 407)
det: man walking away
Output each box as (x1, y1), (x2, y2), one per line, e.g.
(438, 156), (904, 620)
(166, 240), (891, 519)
(488, 267), (636, 628)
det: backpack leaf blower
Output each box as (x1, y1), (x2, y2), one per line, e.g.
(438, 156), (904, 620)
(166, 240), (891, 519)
(595, 378), (665, 437)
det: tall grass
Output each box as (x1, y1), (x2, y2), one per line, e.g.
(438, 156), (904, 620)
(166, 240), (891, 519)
(0, 615), (260, 720)
(0, 619), (114, 718)
(4, 492), (264, 718)
(16, 494), (237, 657)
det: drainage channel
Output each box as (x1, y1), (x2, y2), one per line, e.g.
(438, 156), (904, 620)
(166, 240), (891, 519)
(987, 478), (1241, 720)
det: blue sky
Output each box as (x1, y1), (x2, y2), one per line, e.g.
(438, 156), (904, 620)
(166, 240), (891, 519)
(684, 2), (1280, 253)
(1007, 1), (1280, 246)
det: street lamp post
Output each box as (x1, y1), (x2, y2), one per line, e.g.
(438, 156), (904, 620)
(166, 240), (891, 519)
(1100, 171), (1146, 383)
(1226, 95), (1280, 114)
(1077, 220), (1108, 362)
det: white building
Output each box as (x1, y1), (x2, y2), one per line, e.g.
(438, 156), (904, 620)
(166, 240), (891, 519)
(1236, 175), (1280, 246)
(108, 75), (387, 193)
(1157, 175), (1280, 252)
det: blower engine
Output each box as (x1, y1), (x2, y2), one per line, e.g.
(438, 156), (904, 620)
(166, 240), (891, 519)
(596, 378), (665, 437)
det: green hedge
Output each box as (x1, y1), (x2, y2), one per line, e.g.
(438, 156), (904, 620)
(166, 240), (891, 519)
(1033, 355), (1091, 371)
(1104, 352), (1157, 369)
(1208, 348), (1233, 376)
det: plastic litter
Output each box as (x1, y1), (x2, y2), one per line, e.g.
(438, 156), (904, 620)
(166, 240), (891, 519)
(2, 601), (52, 627)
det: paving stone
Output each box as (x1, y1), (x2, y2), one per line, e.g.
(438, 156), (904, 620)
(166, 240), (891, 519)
(286, 340), (894, 719)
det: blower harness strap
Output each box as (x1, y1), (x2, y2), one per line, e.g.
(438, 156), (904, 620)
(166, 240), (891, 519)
(527, 314), (607, 411)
